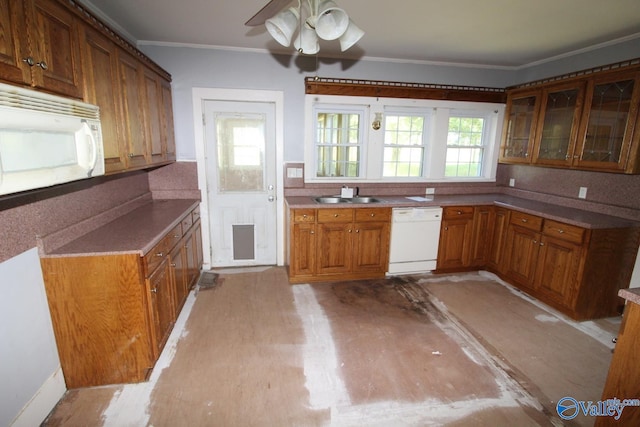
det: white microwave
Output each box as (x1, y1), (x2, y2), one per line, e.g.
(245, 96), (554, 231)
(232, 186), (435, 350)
(0, 83), (105, 196)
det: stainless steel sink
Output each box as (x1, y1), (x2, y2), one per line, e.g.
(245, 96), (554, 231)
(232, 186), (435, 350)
(314, 196), (348, 204)
(350, 196), (381, 204)
(314, 196), (381, 204)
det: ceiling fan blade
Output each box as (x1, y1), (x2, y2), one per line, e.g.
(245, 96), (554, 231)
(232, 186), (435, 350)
(245, 0), (294, 26)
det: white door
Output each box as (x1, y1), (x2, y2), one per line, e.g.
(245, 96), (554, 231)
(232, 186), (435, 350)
(204, 100), (277, 267)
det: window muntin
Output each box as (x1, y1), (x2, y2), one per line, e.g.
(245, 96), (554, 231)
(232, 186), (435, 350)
(315, 110), (363, 178)
(383, 114), (426, 177)
(306, 95), (503, 182)
(445, 115), (486, 177)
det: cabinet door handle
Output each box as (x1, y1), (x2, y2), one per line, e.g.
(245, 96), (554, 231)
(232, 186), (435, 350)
(310, 230), (315, 234)
(457, 211), (462, 215)
(444, 226), (448, 231)
(370, 213), (375, 217)
(334, 214), (339, 218)
(521, 218), (528, 223)
(303, 214), (307, 218)
(356, 229), (360, 233)
(155, 252), (164, 257)
(540, 242), (545, 246)
(150, 287), (158, 293)
(348, 229), (352, 233)
(36, 60), (48, 70)
(23, 56), (35, 66)
(170, 263), (176, 267)
(557, 229), (565, 234)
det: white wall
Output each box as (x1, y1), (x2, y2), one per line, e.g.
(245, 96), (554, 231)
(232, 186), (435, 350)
(139, 46), (517, 162)
(0, 248), (65, 426)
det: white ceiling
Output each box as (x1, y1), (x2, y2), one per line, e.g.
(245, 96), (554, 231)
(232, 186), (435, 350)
(80, 0), (640, 68)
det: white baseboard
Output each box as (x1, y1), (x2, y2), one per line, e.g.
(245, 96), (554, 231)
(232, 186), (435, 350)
(10, 367), (66, 427)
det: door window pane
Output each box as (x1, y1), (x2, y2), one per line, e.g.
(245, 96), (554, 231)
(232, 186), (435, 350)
(215, 113), (265, 192)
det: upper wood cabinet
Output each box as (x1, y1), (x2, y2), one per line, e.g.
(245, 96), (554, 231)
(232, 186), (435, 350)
(1, 0), (177, 175)
(81, 26), (127, 173)
(574, 70), (640, 172)
(500, 64), (640, 174)
(500, 90), (540, 163)
(532, 81), (585, 167)
(0, 0), (83, 98)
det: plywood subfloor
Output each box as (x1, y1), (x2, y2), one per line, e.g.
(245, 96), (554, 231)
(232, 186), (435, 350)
(43, 268), (617, 426)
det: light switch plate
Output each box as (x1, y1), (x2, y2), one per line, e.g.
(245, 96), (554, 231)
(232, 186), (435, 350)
(509, 178), (515, 187)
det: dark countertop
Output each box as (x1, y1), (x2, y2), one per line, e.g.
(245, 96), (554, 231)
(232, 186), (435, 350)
(619, 288), (640, 306)
(286, 193), (640, 229)
(45, 199), (199, 257)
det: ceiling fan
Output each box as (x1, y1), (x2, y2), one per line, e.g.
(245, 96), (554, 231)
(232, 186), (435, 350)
(245, 0), (293, 27)
(245, 0), (364, 54)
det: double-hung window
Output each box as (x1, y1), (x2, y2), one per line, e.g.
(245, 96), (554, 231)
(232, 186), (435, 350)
(445, 111), (489, 177)
(383, 112), (429, 178)
(314, 106), (365, 178)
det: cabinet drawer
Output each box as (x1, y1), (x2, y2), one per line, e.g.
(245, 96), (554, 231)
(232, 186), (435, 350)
(355, 208), (391, 222)
(144, 239), (169, 274)
(443, 206), (474, 220)
(181, 213), (193, 231)
(165, 223), (183, 251)
(293, 209), (316, 223)
(509, 211), (543, 231)
(191, 207), (201, 223)
(317, 208), (354, 223)
(542, 219), (585, 244)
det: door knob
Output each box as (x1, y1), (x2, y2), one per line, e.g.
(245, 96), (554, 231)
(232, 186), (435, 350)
(268, 195), (275, 202)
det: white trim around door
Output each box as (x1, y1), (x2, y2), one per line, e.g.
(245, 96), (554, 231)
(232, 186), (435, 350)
(192, 88), (285, 269)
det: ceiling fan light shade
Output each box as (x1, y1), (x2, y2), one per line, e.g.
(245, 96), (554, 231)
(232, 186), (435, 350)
(265, 7), (300, 47)
(315, 0), (350, 40)
(294, 22), (320, 54)
(339, 20), (364, 51)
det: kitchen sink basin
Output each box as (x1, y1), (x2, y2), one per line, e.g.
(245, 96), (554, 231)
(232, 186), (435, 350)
(314, 196), (382, 204)
(349, 196), (381, 204)
(314, 196), (347, 204)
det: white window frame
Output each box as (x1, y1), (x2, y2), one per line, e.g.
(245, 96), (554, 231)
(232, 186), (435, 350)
(304, 95), (504, 183)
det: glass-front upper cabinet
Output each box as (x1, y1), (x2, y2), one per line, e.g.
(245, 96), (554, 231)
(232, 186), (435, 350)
(532, 82), (585, 166)
(573, 71), (640, 172)
(499, 90), (540, 163)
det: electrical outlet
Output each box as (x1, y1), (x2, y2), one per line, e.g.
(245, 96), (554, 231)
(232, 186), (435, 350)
(579, 187), (588, 199)
(425, 188), (435, 195)
(509, 178), (515, 187)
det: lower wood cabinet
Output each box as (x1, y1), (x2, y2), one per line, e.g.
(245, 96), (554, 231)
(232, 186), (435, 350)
(434, 204), (640, 319)
(40, 205), (202, 388)
(288, 207), (391, 283)
(483, 207), (639, 319)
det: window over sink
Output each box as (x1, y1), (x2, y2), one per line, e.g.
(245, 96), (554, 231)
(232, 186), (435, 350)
(305, 95), (504, 183)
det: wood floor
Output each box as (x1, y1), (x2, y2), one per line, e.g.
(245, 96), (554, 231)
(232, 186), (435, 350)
(44, 268), (618, 426)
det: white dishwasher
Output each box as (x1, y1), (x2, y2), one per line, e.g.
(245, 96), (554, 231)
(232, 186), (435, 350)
(387, 207), (443, 275)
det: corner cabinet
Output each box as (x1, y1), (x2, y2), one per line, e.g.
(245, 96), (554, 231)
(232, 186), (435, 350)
(287, 207), (391, 283)
(502, 210), (640, 319)
(40, 202), (202, 388)
(500, 64), (640, 174)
